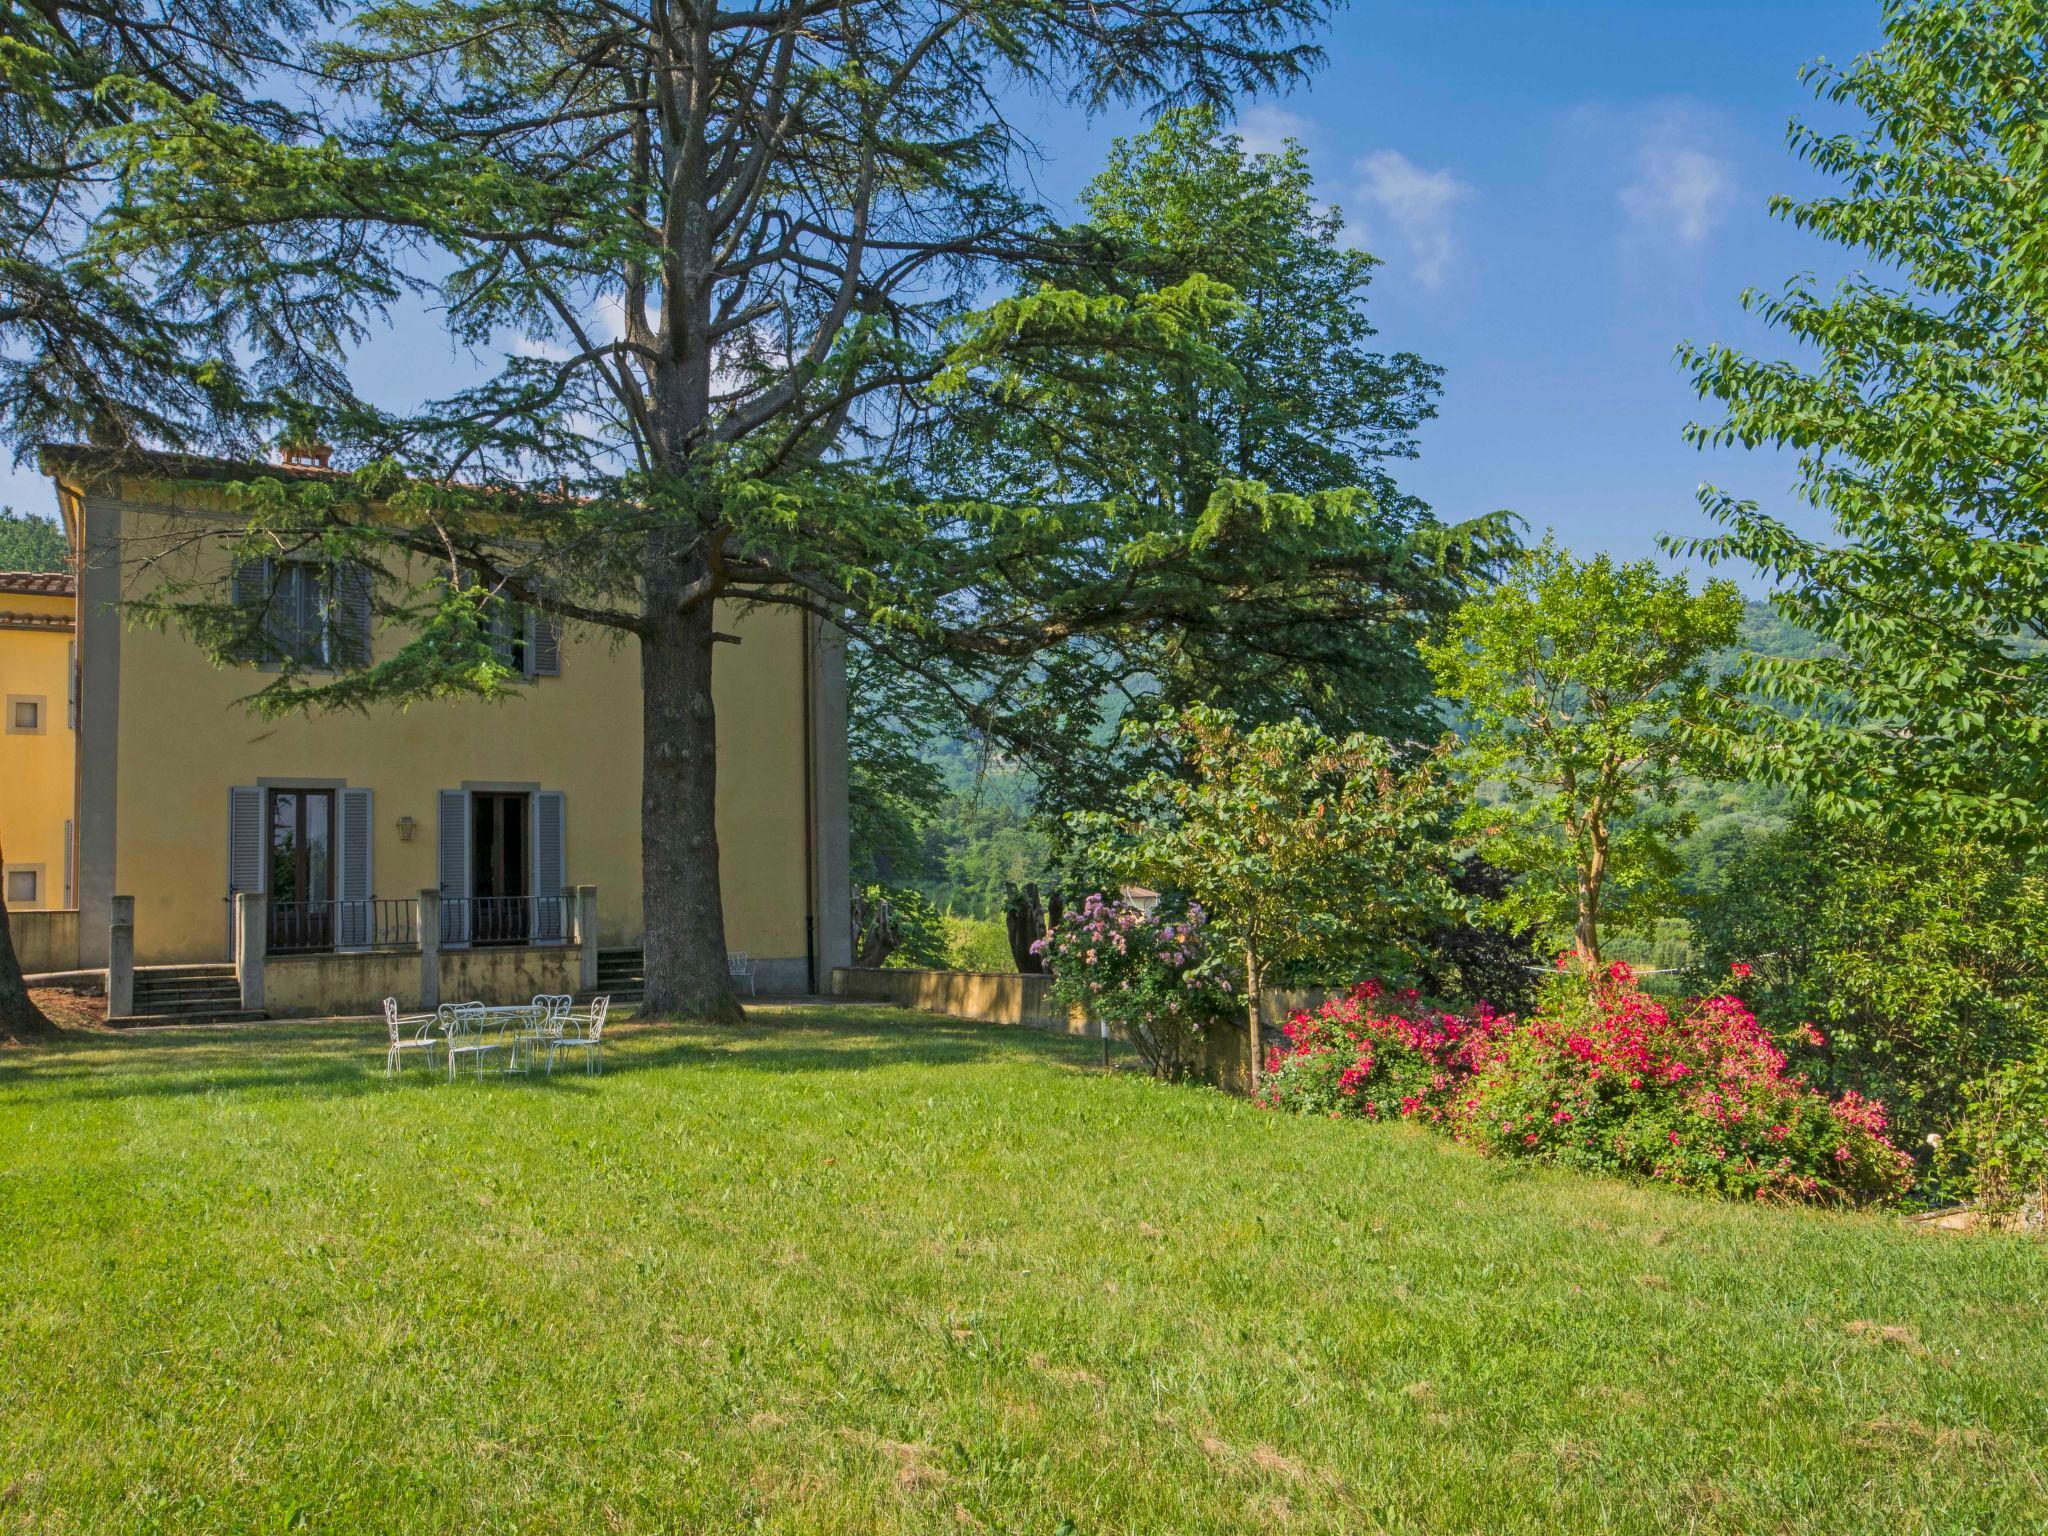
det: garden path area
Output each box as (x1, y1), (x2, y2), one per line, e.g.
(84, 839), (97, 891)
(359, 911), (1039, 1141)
(1, 1007), (2042, 1533)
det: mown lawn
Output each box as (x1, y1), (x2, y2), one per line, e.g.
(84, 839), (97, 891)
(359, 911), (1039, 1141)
(1, 1008), (2043, 1534)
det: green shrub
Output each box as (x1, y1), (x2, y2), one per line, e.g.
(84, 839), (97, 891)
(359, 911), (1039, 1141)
(1043, 894), (1232, 1080)
(944, 916), (1014, 973)
(861, 885), (950, 969)
(1945, 1043), (2048, 1220)
(1689, 806), (2048, 1155)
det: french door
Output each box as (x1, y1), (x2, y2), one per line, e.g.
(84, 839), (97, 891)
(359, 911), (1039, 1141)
(267, 788), (334, 951)
(471, 791), (531, 945)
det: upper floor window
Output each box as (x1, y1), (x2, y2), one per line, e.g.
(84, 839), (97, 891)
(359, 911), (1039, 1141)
(7, 697), (41, 733)
(268, 561), (333, 665)
(231, 557), (371, 670)
(454, 569), (560, 679)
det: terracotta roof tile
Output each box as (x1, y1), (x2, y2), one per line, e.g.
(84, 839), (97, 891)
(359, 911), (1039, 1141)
(0, 570), (74, 596)
(0, 609), (74, 632)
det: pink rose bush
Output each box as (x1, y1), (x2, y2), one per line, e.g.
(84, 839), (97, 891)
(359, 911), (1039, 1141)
(1255, 980), (1505, 1123)
(1262, 962), (1914, 1205)
(1041, 894), (1232, 1080)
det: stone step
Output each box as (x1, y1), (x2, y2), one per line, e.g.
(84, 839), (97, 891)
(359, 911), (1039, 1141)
(133, 984), (244, 1004)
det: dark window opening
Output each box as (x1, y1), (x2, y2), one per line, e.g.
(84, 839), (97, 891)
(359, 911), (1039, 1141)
(471, 791), (531, 944)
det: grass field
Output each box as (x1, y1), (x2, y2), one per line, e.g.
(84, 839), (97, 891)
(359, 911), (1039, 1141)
(2, 1007), (2043, 1534)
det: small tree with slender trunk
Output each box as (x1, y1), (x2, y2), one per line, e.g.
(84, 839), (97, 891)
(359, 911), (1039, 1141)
(1422, 539), (1741, 972)
(1084, 706), (1458, 1086)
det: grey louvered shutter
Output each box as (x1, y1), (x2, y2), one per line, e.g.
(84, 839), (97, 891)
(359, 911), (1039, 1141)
(438, 788), (470, 947)
(337, 787), (373, 948)
(229, 558), (274, 662)
(335, 562), (372, 670)
(530, 611), (560, 677)
(532, 790), (566, 944)
(228, 785), (265, 900)
(228, 785), (265, 955)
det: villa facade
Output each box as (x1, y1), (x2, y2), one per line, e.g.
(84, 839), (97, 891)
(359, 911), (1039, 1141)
(0, 571), (77, 970)
(7, 444), (849, 1012)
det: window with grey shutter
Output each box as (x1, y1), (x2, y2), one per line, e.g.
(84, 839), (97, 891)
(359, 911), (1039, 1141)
(438, 788), (470, 947)
(337, 787), (373, 948)
(530, 612), (561, 676)
(228, 785), (265, 901)
(335, 562), (373, 670)
(229, 558), (274, 662)
(532, 790), (566, 943)
(233, 558), (347, 667)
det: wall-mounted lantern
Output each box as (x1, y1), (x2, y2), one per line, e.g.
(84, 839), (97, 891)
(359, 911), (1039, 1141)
(396, 814), (418, 843)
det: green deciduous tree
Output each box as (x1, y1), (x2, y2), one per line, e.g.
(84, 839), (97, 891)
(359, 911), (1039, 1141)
(94, 0), (1354, 1020)
(1084, 705), (1460, 1085)
(847, 648), (949, 889)
(1423, 540), (1742, 969)
(1674, 0), (2048, 842)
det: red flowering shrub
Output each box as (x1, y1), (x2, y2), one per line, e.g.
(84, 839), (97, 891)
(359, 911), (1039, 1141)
(1452, 963), (1914, 1204)
(1261, 963), (1915, 1205)
(1258, 981), (1504, 1122)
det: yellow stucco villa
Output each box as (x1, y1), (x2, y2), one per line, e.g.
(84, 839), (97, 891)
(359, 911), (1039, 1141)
(3, 444), (849, 1018)
(0, 571), (77, 963)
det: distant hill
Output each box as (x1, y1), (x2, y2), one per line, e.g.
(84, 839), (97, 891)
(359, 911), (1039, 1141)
(902, 597), (1988, 919)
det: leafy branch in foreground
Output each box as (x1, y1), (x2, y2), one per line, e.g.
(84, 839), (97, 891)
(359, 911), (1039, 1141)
(1673, 0), (2048, 844)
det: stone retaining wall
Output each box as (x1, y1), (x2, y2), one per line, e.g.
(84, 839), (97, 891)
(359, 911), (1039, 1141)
(11, 909), (79, 975)
(829, 966), (1347, 1093)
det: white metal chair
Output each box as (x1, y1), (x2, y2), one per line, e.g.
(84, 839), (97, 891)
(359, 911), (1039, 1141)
(728, 951), (756, 996)
(547, 996), (610, 1075)
(439, 1002), (509, 1081)
(383, 997), (440, 1075)
(515, 994), (575, 1066)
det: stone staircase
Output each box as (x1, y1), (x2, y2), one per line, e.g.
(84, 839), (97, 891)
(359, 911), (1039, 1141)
(590, 947), (643, 1004)
(115, 963), (267, 1026)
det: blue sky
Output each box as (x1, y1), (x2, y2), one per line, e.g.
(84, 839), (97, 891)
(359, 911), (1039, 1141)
(1207, 0), (1882, 574)
(5, 0), (1882, 581)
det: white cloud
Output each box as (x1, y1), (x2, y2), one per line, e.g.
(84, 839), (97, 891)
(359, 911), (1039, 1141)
(1618, 117), (1736, 247)
(1348, 149), (1472, 291)
(1233, 104), (1311, 158)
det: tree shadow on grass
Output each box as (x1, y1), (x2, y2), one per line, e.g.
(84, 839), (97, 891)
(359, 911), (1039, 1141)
(612, 1030), (1004, 1078)
(0, 1011), (1092, 1106)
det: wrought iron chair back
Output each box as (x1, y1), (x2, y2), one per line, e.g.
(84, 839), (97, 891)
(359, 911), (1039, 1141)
(382, 996), (440, 1074)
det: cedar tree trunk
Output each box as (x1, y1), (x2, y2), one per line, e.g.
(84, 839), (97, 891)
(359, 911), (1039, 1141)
(638, 592), (744, 1023)
(0, 834), (53, 1040)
